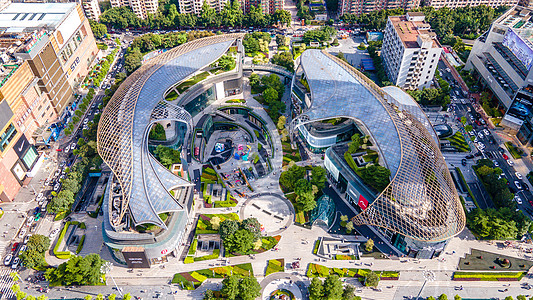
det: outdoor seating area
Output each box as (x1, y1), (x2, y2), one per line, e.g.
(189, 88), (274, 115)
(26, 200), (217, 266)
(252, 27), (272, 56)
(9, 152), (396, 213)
(459, 248), (533, 271)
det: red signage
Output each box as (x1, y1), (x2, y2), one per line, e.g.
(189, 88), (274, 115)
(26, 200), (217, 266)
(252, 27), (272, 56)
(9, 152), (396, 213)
(358, 195), (369, 211)
(161, 249), (168, 255)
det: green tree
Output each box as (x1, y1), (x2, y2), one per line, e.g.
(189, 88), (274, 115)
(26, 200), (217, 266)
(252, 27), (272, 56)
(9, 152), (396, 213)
(153, 145), (180, 168)
(96, 295), (104, 300)
(364, 271), (380, 287)
(439, 295), (449, 300)
(277, 115), (287, 130)
(279, 164), (306, 191)
(240, 218), (261, 241)
(224, 229), (254, 253)
(37, 296), (48, 300)
(427, 297), (436, 300)
(365, 238), (374, 252)
(308, 277), (324, 300)
(221, 275), (240, 300)
(16, 291), (26, 300)
(262, 87), (278, 105)
(107, 294), (116, 300)
(27, 296), (36, 300)
(204, 289), (215, 300)
(18, 234), (50, 269)
(270, 51), (294, 71)
(454, 296), (461, 300)
(238, 276), (261, 300)
(323, 275), (344, 299)
(149, 123), (166, 141)
(49, 190), (75, 213)
(311, 166), (327, 190)
(517, 296), (527, 300)
(219, 219), (239, 240)
(249, 73), (261, 92)
(124, 47), (143, 75)
(44, 254), (106, 286)
(122, 294), (132, 300)
(84, 296), (93, 300)
(89, 20), (107, 39)
(359, 165), (391, 192)
(272, 9), (291, 26)
(342, 284), (358, 300)
(276, 34), (287, 47)
(294, 178), (317, 212)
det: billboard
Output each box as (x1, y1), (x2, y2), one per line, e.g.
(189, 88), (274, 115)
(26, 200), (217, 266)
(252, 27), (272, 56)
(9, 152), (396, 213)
(503, 89), (533, 126)
(502, 28), (533, 71)
(122, 247), (151, 268)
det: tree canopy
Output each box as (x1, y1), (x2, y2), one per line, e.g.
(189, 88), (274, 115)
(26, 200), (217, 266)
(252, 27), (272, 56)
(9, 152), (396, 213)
(45, 254), (106, 286)
(18, 234), (50, 269)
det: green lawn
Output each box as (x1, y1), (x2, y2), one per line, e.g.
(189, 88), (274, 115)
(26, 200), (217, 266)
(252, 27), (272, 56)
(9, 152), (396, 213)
(172, 263), (254, 290)
(265, 259), (285, 276)
(165, 90), (179, 101)
(176, 71), (209, 94)
(446, 132), (471, 152)
(505, 141), (523, 159)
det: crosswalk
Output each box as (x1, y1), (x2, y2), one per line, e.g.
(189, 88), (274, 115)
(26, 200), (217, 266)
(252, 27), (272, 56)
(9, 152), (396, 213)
(0, 267), (16, 299)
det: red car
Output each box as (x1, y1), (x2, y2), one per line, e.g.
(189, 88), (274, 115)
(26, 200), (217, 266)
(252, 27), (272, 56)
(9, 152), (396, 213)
(529, 200), (533, 207)
(11, 242), (19, 252)
(503, 154), (509, 160)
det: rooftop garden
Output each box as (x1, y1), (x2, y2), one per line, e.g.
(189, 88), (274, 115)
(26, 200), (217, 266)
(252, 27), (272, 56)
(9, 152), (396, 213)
(446, 131), (471, 152)
(172, 263), (254, 290)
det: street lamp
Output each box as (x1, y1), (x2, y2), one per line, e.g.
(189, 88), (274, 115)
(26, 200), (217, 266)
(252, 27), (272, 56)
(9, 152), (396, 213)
(101, 262), (123, 296)
(416, 270), (435, 300)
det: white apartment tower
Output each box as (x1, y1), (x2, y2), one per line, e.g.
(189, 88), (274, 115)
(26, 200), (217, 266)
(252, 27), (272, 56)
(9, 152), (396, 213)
(82, 0), (101, 20)
(381, 12), (442, 90)
(178, 0), (228, 14)
(110, 0), (157, 19)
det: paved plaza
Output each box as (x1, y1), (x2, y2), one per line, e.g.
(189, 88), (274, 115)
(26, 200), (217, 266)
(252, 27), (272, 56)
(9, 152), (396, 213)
(241, 195), (292, 234)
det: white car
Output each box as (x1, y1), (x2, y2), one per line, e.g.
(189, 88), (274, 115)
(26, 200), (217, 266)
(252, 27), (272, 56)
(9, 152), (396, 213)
(18, 228), (26, 239)
(18, 245), (27, 254)
(4, 254), (12, 266)
(493, 160), (499, 167)
(71, 142), (77, 150)
(49, 228), (60, 239)
(478, 132), (484, 139)
(11, 257), (19, 269)
(23, 234), (32, 244)
(515, 195), (523, 205)
(515, 180), (523, 190)
(53, 183), (60, 191)
(64, 145), (70, 152)
(483, 129), (490, 136)
(83, 118), (89, 125)
(516, 172), (523, 180)
(26, 216), (34, 226)
(507, 160), (515, 166)
(469, 131), (475, 136)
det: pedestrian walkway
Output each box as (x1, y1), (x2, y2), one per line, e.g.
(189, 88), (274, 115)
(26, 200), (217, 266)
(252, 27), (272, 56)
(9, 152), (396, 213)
(0, 267), (16, 299)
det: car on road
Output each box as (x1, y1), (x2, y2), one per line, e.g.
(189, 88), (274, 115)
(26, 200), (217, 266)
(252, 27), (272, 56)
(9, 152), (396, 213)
(11, 257), (20, 269)
(35, 213), (41, 221)
(516, 172), (523, 180)
(49, 228), (59, 239)
(507, 159), (515, 166)
(461, 158), (467, 166)
(64, 145), (70, 152)
(11, 243), (19, 252)
(23, 234), (32, 244)
(53, 183), (61, 192)
(18, 228), (26, 239)
(18, 245), (26, 254)
(502, 153), (509, 160)
(468, 131), (475, 136)
(478, 132), (484, 139)
(83, 118), (89, 125)
(483, 129), (490, 136)
(515, 195), (523, 205)
(70, 142), (77, 150)
(493, 160), (499, 167)
(515, 180), (523, 190)
(3, 254), (12, 266)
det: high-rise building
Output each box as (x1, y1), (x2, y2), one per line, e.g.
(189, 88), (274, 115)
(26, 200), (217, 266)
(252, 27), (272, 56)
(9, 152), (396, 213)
(381, 12), (442, 90)
(339, 0), (419, 16)
(110, 0), (158, 19)
(239, 0), (283, 14)
(465, 6), (533, 146)
(0, 0), (10, 11)
(424, 0), (518, 9)
(82, 0), (101, 20)
(177, 0), (228, 15)
(0, 2), (99, 201)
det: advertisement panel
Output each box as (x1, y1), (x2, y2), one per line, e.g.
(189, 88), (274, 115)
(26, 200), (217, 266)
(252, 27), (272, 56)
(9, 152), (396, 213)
(122, 247), (151, 268)
(503, 89), (533, 126)
(502, 28), (533, 71)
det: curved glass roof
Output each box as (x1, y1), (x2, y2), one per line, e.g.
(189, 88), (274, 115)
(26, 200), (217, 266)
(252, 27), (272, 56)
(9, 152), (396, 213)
(296, 49), (465, 242)
(98, 34), (242, 228)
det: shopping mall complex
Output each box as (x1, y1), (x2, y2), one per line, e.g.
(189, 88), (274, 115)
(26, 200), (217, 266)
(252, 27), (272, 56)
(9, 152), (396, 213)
(291, 50), (465, 258)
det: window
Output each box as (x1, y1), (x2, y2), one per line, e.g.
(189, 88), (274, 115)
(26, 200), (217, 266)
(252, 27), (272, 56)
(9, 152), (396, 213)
(0, 124), (17, 152)
(433, 53), (437, 57)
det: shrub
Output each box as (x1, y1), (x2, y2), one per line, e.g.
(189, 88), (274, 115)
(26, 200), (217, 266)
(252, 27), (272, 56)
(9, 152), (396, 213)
(184, 257), (194, 264)
(75, 235), (86, 254)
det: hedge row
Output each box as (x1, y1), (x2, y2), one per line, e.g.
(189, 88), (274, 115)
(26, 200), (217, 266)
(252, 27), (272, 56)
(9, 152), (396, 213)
(453, 271), (524, 281)
(306, 263), (399, 279)
(75, 235), (86, 254)
(456, 167), (479, 208)
(53, 221), (80, 259)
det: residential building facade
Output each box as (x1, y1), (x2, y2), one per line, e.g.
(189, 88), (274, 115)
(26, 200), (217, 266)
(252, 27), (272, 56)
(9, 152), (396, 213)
(110, 0), (158, 19)
(339, 0), (419, 16)
(82, 0), (101, 20)
(239, 0), (283, 14)
(178, 0), (228, 15)
(424, 0), (518, 9)
(381, 12), (442, 90)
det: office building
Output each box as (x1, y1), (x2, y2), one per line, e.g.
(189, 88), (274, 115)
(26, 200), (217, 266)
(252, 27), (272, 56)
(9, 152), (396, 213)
(110, 0), (158, 19)
(82, 0), (101, 20)
(381, 12), (442, 90)
(465, 6), (533, 146)
(177, 0), (228, 15)
(290, 49), (465, 258)
(339, 0), (419, 16)
(424, 0), (518, 9)
(0, 2), (99, 202)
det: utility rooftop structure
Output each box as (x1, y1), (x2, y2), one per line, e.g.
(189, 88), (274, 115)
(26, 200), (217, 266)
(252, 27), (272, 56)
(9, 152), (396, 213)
(381, 12), (442, 90)
(97, 34), (242, 262)
(291, 49), (465, 257)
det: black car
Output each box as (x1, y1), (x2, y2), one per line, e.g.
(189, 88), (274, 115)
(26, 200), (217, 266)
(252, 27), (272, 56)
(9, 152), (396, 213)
(466, 154), (474, 159)
(461, 158), (467, 166)
(524, 183), (530, 191)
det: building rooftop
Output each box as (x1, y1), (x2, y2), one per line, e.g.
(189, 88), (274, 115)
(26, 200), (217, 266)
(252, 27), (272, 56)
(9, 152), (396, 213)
(389, 15), (437, 48)
(296, 49), (465, 243)
(98, 34), (242, 228)
(0, 3), (77, 32)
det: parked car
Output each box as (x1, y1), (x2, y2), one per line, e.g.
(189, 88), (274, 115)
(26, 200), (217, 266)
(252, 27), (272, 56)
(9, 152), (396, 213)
(11, 243), (19, 252)
(483, 129), (490, 136)
(23, 234), (32, 244)
(11, 257), (20, 269)
(493, 160), (499, 167)
(515, 195), (523, 205)
(18, 228), (26, 239)
(508, 160), (515, 166)
(461, 158), (467, 166)
(516, 172), (523, 180)
(502, 153), (509, 160)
